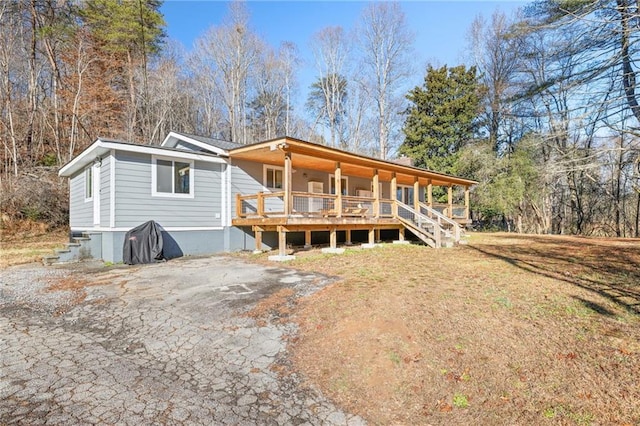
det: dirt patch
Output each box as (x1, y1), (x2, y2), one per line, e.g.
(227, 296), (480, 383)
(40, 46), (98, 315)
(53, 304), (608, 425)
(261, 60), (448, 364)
(274, 233), (640, 425)
(245, 288), (297, 327)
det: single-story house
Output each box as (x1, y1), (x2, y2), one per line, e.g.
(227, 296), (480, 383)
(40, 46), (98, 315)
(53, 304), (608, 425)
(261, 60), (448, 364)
(56, 132), (476, 263)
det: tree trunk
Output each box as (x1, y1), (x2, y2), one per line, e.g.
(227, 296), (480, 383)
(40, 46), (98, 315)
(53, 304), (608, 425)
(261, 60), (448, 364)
(126, 49), (137, 141)
(617, 0), (640, 123)
(635, 191), (640, 238)
(26, 0), (38, 163)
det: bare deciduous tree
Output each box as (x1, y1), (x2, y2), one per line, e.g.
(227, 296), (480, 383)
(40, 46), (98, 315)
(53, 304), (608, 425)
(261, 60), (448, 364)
(193, 2), (262, 144)
(468, 10), (522, 153)
(309, 26), (350, 147)
(356, 2), (414, 159)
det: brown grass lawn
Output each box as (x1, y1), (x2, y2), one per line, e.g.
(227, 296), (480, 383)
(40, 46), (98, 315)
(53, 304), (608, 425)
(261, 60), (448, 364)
(250, 233), (640, 425)
(0, 226), (68, 268)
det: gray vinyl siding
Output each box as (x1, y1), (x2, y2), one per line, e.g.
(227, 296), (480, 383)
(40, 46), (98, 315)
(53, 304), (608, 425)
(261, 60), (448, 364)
(114, 151), (222, 228)
(230, 160), (265, 217)
(100, 155), (110, 226)
(69, 168), (93, 228)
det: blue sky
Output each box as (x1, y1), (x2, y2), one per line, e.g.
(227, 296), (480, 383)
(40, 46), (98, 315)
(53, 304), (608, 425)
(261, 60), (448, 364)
(160, 1), (526, 107)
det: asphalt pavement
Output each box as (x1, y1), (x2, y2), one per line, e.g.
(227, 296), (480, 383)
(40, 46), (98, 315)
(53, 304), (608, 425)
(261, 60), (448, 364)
(0, 256), (364, 425)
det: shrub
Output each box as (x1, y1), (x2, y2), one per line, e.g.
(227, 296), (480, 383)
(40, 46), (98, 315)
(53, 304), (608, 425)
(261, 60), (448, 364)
(1, 167), (69, 233)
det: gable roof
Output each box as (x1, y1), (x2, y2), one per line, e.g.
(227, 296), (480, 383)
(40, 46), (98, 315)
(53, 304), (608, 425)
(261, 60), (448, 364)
(161, 131), (241, 155)
(58, 138), (226, 177)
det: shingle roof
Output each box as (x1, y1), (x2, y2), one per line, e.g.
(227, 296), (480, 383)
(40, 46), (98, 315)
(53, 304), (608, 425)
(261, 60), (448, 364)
(100, 138), (221, 157)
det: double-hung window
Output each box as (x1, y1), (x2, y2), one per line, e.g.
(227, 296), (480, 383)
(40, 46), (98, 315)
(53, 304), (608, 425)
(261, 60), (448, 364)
(152, 156), (194, 197)
(263, 165), (283, 189)
(84, 167), (93, 201)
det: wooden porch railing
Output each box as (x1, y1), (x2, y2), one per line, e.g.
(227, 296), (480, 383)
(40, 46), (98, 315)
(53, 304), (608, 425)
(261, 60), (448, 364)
(236, 191), (398, 218)
(236, 191), (285, 217)
(431, 202), (467, 220)
(419, 202), (461, 242)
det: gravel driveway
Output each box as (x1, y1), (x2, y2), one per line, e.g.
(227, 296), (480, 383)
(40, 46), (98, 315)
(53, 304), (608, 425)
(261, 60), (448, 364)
(0, 256), (364, 425)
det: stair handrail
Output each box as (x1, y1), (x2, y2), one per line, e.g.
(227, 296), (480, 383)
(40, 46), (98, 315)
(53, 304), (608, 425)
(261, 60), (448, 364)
(418, 202), (462, 242)
(393, 200), (444, 248)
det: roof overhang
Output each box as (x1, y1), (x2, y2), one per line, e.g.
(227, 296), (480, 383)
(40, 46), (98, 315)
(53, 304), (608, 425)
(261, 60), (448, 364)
(59, 138), (227, 177)
(161, 131), (229, 156)
(229, 137), (477, 187)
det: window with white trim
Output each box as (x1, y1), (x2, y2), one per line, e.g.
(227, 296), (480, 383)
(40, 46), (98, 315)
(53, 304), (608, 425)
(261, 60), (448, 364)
(84, 167), (93, 201)
(263, 165), (284, 189)
(152, 156), (194, 197)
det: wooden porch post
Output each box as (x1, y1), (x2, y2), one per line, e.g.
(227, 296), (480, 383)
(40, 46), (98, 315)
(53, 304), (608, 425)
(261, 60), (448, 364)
(447, 184), (453, 219)
(427, 180), (433, 207)
(236, 193), (242, 218)
(304, 230), (312, 248)
(284, 152), (292, 216)
(391, 172), (397, 216)
(345, 229), (352, 245)
(464, 186), (470, 221)
(413, 177), (420, 212)
(368, 227), (375, 245)
(335, 162), (342, 217)
(398, 227), (405, 241)
(278, 226), (287, 257)
(330, 228), (337, 249)
(373, 169), (379, 218)
(253, 226), (263, 252)
(257, 191), (264, 216)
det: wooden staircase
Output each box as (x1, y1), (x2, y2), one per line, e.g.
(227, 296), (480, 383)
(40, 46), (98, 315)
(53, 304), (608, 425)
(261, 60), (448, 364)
(394, 201), (464, 248)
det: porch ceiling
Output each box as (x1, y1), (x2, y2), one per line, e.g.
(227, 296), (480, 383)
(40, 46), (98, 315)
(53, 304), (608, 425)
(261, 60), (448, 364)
(229, 137), (476, 187)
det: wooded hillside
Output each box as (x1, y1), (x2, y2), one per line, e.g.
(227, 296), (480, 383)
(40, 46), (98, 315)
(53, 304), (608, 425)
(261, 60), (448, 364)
(1, 0), (639, 237)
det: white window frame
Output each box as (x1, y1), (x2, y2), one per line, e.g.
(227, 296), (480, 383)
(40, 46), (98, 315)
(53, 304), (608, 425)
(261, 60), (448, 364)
(151, 155), (195, 198)
(329, 174), (349, 196)
(263, 165), (284, 190)
(84, 167), (93, 202)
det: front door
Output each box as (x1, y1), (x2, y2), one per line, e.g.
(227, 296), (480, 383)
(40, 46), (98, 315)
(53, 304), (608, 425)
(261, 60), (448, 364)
(93, 163), (101, 226)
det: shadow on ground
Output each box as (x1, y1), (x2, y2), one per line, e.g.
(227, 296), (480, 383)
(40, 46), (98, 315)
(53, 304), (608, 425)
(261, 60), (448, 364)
(467, 234), (640, 315)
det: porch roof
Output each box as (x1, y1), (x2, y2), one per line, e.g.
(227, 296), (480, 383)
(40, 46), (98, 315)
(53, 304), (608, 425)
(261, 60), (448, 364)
(229, 137), (477, 187)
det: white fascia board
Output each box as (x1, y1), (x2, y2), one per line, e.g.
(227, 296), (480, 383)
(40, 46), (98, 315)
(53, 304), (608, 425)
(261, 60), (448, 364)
(162, 131), (229, 157)
(59, 139), (227, 177)
(58, 139), (105, 177)
(160, 133), (176, 147)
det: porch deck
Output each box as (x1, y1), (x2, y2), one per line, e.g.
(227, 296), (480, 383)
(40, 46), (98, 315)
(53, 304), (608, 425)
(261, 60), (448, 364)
(233, 191), (468, 254)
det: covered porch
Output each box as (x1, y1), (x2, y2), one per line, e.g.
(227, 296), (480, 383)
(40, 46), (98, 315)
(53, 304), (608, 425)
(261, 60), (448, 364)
(229, 137), (476, 257)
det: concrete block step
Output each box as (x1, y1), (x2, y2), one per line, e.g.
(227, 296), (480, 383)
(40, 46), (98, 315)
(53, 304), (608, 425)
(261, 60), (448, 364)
(42, 255), (60, 266)
(44, 231), (98, 266)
